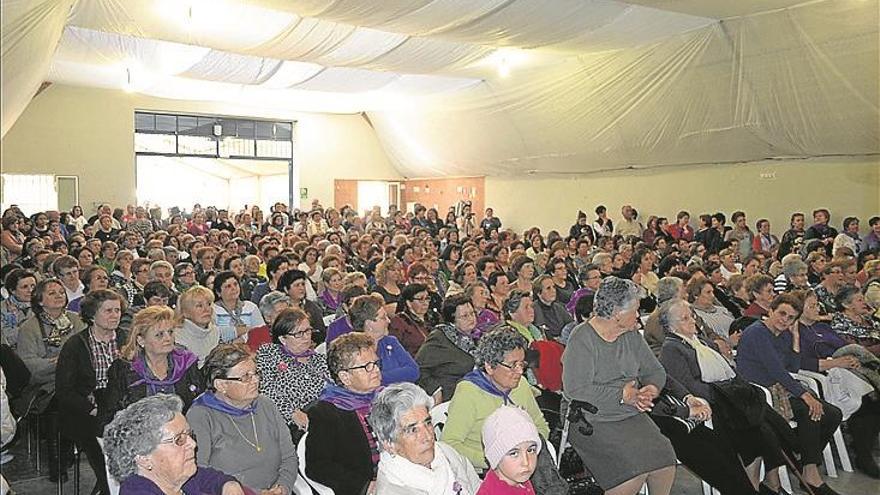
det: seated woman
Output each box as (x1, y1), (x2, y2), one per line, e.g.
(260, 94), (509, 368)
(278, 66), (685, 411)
(659, 300), (795, 495)
(101, 306), (204, 428)
(103, 394), (246, 495)
(17, 277), (87, 391)
(212, 271), (265, 344)
(278, 269), (326, 344)
(57, 289), (127, 495)
(830, 285), (880, 355)
(687, 278), (735, 341)
(509, 257), (536, 294)
(368, 382), (481, 495)
(416, 294), (478, 402)
(389, 283), (433, 356)
(255, 308), (328, 443)
(188, 343), (298, 494)
(374, 258), (404, 314)
(502, 290), (545, 343)
(319, 267), (344, 316)
(175, 286), (220, 366)
(349, 294), (419, 385)
(0, 268), (36, 348)
(441, 329), (549, 471)
(795, 290), (880, 478)
(68, 265), (111, 313)
(477, 406), (542, 495)
(246, 291), (291, 352)
(562, 276), (677, 495)
(463, 281), (499, 336)
(736, 294), (843, 495)
(307, 333), (383, 495)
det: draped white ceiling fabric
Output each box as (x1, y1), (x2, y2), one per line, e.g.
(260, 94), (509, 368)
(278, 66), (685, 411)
(1, 0), (877, 175)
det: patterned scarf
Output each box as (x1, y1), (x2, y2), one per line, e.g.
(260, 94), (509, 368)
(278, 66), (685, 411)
(38, 311), (74, 347)
(437, 323), (478, 357)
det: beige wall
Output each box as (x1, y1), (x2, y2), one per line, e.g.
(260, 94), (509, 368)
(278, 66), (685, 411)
(0, 84), (399, 214)
(486, 157), (880, 238)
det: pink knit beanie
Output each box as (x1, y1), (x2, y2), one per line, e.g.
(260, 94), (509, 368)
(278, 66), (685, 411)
(481, 405), (542, 469)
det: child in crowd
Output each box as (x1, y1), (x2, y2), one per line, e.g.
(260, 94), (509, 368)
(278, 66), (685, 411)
(477, 406), (541, 495)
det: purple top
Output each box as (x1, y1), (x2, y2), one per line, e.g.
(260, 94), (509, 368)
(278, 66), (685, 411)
(325, 316), (353, 345)
(797, 321), (848, 372)
(120, 466), (237, 495)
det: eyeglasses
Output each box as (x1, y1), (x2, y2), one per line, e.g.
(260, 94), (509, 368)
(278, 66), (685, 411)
(159, 429), (195, 447)
(285, 327), (314, 339)
(411, 295), (430, 302)
(223, 370), (261, 383)
(497, 360), (529, 372)
(179, 270), (195, 277)
(344, 360), (381, 373)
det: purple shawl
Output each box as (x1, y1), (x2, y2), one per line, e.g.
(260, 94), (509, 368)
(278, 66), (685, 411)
(319, 383), (379, 412)
(130, 348), (199, 396)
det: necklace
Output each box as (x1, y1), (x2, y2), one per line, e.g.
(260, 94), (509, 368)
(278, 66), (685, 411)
(230, 413), (261, 452)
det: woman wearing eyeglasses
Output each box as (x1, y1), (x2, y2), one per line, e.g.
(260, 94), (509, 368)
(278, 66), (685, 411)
(255, 308), (329, 444)
(100, 306), (204, 429)
(441, 328), (549, 472)
(307, 333), (384, 495)
(104, 394), (247, 495)
(389, 284), (434, 357)
(187, 343), (298, 495)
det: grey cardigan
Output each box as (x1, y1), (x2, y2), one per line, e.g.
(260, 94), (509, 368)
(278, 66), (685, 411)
(562, 322), (666, 422)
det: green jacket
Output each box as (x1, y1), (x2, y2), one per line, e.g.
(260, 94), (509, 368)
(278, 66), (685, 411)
(440, 377), (550, 470)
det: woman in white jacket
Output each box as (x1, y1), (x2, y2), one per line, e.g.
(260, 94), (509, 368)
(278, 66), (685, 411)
(368, 383), (480, 495)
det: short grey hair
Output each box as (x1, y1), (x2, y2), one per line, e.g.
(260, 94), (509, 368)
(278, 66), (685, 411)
(593, 276), (640, 319)
(474, 327), (528, 369)
(782, 258), (808, 278)
(659, 299), (690, 333)
(103, 394), (183, 482)
(259, 290), (290, 320)
(656, 277), (683, 305)
(368, 383), (433, 449)
(149, 260), (173, 275)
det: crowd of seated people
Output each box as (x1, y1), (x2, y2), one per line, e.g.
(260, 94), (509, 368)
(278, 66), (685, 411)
(1, 199), (878, 495)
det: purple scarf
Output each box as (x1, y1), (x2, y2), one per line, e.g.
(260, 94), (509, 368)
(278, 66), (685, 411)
(279, 344), (316, 366)
(319, 383), (379, 412)
(130, 348), (198, 395)
(462, 369), (512, 405)
(320, 290), (341, 311)
(191, 391), (257, 417)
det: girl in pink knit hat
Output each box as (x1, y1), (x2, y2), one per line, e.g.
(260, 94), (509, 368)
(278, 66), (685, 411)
(476, 406), (541, 494)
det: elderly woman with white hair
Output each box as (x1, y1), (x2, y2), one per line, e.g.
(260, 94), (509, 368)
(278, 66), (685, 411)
(103, 394), (246, 495)
(368, 382), (481, 495)
(561, 276), (676, 495)
(658, 300), (796, 495)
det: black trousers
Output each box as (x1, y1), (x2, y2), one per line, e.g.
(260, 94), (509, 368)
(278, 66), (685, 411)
(715, 401), (796, 472)
(848, 395), (880, 460)
(653, 416), (758, 495)
(789, 396), (842, 466)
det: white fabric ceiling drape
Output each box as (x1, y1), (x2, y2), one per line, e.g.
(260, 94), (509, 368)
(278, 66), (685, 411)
(1, 0), (75, 138)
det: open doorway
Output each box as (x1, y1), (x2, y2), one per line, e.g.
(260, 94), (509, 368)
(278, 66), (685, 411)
(136, 155), (289, 213)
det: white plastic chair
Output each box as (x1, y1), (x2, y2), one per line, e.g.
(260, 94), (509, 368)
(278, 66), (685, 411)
(314, 342), (327, 354)
(795, 370), (853, 473)
(96, 437), (120, 495)
(296, 432), (335, 495)
(429, 401), (450, 438)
